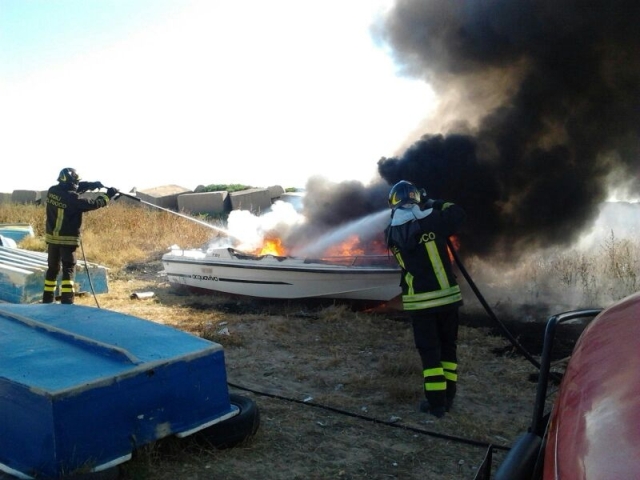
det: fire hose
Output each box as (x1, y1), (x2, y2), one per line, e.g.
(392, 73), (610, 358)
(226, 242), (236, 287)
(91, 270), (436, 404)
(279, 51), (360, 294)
(109, 189), (542, 369)
(82, 187), (242, 308)
(447, 238), (544, 372)
(110, 189), (228, 232)
(99, 190), (543, 373)
(73, 193), (542, 452)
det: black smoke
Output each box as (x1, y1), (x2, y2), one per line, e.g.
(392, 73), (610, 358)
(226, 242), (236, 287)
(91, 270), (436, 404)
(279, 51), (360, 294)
(372, 0), (640, 260)
(285, 176), (390, 252)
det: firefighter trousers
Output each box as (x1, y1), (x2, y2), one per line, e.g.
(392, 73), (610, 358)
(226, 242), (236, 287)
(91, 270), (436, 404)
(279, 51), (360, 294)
(410, 307), (459, 410)
(43, 244), (78, 304)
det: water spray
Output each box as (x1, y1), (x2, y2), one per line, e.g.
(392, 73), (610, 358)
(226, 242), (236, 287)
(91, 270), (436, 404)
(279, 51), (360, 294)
(112, 190), (239, 240)
(291, 210), (390, 257)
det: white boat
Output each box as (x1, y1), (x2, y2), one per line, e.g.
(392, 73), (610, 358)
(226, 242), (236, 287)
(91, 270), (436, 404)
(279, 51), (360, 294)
(161, 246), (402, 301)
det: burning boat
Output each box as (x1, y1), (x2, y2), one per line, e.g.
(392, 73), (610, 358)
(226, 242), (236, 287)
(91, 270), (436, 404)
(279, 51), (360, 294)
(161, 246), (402, 302)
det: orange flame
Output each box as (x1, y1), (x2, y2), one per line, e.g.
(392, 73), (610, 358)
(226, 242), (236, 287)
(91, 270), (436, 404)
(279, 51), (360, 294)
(447, 235), (460, 262)
(250, 233), (388, 258)
(256, 237), (287, 256)
(324, 235), (365, 256)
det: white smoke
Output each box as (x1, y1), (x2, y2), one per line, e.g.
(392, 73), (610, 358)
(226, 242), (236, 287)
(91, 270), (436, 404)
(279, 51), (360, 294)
(462, 201), (640, 316)
(575, 202), (640, 251)
(224, 200), (306, 252)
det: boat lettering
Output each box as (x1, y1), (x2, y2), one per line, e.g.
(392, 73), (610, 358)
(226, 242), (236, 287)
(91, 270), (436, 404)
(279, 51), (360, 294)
(192, 274), (219, 281)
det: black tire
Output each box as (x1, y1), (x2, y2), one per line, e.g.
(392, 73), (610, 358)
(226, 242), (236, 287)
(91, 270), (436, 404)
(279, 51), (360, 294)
(196, 394), (260, 449)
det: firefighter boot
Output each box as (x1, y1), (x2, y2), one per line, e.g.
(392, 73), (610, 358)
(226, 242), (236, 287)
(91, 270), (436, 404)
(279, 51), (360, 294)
(60, 279), (75, 304)
(420, 391), (446, 418)
(43, 278), (57, 303)
(60, 292), (74, 304)
(419, 400), (445, 418)
(446, 382), (457, 412)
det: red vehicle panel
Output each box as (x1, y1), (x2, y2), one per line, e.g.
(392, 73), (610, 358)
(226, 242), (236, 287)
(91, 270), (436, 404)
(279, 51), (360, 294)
(544, 292), (640, 479)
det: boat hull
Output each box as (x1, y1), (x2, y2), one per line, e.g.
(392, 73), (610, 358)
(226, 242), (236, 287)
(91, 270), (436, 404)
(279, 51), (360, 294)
(162, 248), (402, 301)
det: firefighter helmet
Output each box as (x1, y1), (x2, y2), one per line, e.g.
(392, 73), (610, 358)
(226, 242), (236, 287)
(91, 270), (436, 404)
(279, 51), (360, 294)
(57, 168), (81, 186)
(388, 180), (422, 209)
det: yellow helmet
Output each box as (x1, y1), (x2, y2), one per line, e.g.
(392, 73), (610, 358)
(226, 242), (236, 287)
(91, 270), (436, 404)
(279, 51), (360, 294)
(57, 167), (81, 185)
(388, 180), (422, 209)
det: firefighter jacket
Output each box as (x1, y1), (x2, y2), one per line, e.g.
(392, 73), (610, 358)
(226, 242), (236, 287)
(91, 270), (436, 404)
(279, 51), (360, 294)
(385, 201), (466, 312)
(44, 182), (110, 246)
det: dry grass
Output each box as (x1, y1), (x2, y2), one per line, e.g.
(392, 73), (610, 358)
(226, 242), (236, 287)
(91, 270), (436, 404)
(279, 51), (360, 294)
(1, 201), (612, 479)
(73, 274), (530, 480)
(1, 201), (215, 269)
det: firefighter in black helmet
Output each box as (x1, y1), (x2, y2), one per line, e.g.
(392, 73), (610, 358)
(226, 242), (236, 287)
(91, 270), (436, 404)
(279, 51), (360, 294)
(385, 180), (466, 418)
(42, 168), (118, 304)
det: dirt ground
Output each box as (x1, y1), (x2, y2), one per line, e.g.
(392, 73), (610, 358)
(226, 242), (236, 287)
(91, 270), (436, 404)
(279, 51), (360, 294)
(70, 263), (583, 480)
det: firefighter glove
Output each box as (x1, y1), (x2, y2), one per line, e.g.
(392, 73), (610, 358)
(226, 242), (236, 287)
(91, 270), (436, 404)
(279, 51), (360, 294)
(78, 181), (103, 192)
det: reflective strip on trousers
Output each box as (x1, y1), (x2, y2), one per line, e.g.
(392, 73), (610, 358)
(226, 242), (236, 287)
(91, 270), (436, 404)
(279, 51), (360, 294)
(60, 280), (75, 294)
(423, 367), (446, 391)
(44, 279), (57, 293)
(442, 361), (458, 382)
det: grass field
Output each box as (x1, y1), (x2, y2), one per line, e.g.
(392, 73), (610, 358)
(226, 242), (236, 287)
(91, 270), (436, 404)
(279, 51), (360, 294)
(1, 200), (638, 479)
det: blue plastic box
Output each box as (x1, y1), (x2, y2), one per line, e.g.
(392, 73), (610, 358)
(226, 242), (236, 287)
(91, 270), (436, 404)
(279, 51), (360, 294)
(0, 304), (237, 479)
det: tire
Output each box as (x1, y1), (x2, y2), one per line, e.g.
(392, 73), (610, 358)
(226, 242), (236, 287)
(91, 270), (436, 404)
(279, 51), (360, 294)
(196, 394), (260, 449)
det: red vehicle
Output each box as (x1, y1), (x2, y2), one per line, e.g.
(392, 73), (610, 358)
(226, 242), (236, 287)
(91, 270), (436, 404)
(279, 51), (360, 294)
(476, 291), (640, 479)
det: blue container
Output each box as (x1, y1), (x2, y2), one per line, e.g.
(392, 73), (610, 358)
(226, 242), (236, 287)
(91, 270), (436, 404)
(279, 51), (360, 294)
(0, 304), (237, 479)
(0, 224), (35, 243)
(0, 246), (109, 304)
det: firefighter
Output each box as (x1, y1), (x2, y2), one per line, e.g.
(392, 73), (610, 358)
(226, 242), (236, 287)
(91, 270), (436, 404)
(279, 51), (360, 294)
(42, 168), (118, 304)
(385, 180), (466, 418)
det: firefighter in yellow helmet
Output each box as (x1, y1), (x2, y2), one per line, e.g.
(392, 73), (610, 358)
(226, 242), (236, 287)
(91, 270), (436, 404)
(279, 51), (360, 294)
(42, 168), (118, 304)
(385, 180), (466, 418)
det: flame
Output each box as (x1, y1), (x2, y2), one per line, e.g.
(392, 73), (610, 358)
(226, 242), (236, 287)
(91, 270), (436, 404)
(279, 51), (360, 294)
(250, 233), (387, 258)
(447, 235), (460, 262)
(324, 235), (365, 256)
(256, 237), (287, 256)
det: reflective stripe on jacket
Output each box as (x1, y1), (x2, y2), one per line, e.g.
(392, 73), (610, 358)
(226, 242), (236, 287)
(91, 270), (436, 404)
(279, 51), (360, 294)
(45, 184), (109, 246)
(385, 202), (465, 312)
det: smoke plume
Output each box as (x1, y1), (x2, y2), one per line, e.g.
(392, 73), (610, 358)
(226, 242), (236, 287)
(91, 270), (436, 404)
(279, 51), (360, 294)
(370, 0), (640, 260)
(284, 176), (390, 253)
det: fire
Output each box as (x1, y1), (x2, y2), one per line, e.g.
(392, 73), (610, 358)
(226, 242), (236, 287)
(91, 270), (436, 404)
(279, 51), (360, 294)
(250, 234), (388, 258)
(448, 235), (460, 262)
(256, 237), (287, 256)
(324, 235), (365, 256)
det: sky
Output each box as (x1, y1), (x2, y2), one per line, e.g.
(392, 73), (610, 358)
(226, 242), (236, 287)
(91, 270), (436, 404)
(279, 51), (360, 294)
(0, 0), (436, 193)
